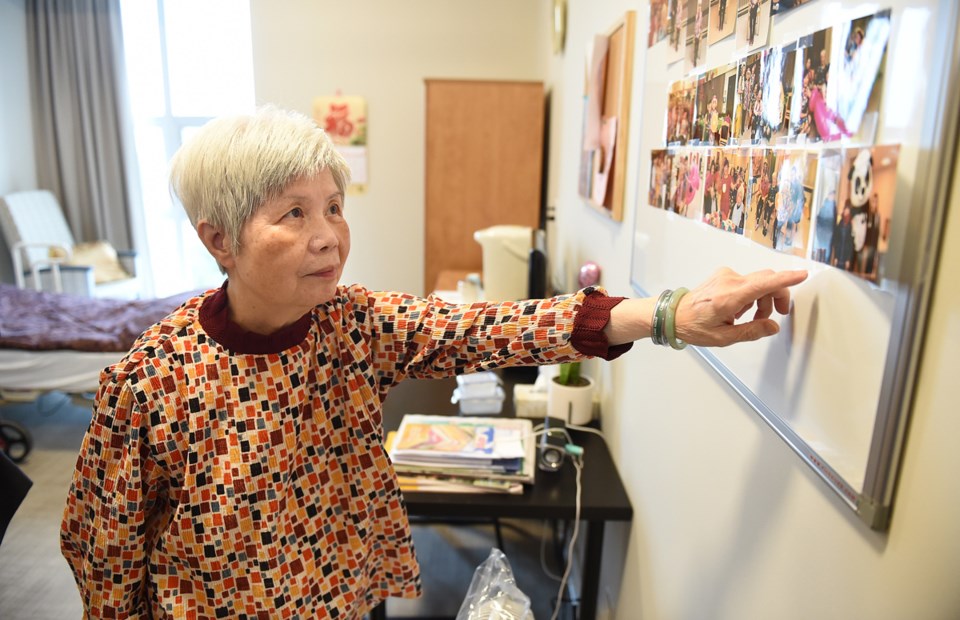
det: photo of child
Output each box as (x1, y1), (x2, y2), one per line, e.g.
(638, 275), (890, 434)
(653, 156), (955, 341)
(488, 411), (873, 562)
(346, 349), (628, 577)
(695, 64), (737, 145)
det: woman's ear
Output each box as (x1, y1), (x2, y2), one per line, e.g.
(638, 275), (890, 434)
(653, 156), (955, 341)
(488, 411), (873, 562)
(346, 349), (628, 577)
(196, 220), (235, 270)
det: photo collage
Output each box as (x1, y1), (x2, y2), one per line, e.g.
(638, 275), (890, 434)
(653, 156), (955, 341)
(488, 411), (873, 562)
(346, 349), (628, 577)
(649, 7), (899, 284)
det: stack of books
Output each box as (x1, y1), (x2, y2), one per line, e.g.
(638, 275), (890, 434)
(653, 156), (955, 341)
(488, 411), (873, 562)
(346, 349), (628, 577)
(386, 414), (535, 494)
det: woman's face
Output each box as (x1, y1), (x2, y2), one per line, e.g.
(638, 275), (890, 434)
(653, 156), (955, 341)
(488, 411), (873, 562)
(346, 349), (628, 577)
(225, 170), (350, 328)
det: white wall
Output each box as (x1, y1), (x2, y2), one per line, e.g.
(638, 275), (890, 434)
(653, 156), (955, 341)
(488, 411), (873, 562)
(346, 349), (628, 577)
(549, 1), (960, 619)
(0, 0), (38, 283)
(249, 0), (550, 296)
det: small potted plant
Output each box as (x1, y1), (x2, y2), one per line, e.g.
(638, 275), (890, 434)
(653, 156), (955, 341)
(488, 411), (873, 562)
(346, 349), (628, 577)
(547, 361), (595, 425)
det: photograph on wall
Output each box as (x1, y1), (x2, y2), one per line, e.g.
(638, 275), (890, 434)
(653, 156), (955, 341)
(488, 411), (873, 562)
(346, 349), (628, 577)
(758, 41), (798, 143)
(831, 144), (900, 282)
(771, 0), (816, 16)
(703, 147), (751, 232)
(791, 28), (843, 142)
(708, 0), (737, 45)
(735, 0), (771, 53)
(732, 50), (765, 143)
(649, 149), (675, 209)
(810, 149), (843, 263)
(830, 9), (891, 143)
(668, 148), (705, 219)
(745, 147), (777, 245)
(771, 149), (818, 256)
(649, 0), (669, 47)
(686, 0), (709, 73)
(666, 0), (687, 65)
(666, 78), (697, 145)
(313, 95), (368, 190)
(694, 63), (738, 145)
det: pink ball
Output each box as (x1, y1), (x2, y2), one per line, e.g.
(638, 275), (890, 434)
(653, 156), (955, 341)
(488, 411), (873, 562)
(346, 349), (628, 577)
(578, 262), (601, 287)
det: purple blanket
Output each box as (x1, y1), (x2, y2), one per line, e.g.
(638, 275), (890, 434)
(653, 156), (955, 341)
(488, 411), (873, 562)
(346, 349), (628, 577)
(0, 283), (200, 352)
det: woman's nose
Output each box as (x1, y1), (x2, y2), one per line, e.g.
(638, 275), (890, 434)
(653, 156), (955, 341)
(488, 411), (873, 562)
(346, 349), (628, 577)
(308, 217), (338, 253)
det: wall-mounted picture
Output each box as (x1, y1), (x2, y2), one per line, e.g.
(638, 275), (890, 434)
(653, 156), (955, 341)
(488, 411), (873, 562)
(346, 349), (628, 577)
(771, 0), (815, 16)
(831, 144), (900, 282)
(735, 0), (771, 53)
(686, 0), (709, 72)
(745, 147), (777, 245)
(666, 78), (697, 145)
(694, 63), (737, 145)
(704, 147), (751, 232)
(810, 149), (842, 263)
(830, 9), (891, 143)
(666, 0), (687, 65)
(771, 149), (817, 256)
(733, 50), (765, 143)
(758, 41), (798, 143)
(708, 0), (737, 45)
(649, 149), (674, 209)
(791, 27), (842, 142)
(649, 0), (669, 47)
(674, 149), (705, 219)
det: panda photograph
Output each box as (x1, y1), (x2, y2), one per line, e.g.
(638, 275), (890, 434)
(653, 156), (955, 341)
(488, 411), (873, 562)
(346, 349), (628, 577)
(824, 144), (900, 282)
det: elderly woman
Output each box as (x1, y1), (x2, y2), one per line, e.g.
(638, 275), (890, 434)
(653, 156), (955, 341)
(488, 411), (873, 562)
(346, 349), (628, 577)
(61, 106), (805, 618)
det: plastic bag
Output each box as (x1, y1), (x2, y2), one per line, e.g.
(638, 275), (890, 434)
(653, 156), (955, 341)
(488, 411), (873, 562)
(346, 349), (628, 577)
(456, 548), (534, 620)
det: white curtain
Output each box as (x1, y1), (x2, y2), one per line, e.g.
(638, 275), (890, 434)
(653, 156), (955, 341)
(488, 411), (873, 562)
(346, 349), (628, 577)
(25, 0), (140, 254)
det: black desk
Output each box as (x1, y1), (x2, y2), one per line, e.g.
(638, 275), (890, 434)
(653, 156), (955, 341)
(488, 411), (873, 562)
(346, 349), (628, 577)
(375, 372), (633, 619)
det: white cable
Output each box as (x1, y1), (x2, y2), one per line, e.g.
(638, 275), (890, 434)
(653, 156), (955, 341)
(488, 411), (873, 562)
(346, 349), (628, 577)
(549, 453), (583, 620)
(539, 519), (563, 582)
(565, 422), (606, 440)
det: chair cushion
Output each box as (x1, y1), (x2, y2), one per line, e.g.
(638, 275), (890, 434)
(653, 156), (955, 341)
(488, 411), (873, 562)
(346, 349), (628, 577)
(66, 241), (132, 284)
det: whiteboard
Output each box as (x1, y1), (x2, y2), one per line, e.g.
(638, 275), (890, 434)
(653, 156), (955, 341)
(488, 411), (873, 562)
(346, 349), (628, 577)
(631, 0), (959, 528)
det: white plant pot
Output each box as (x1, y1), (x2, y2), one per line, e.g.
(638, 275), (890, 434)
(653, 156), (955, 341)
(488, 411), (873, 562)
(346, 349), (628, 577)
(547, 375), (594, 426)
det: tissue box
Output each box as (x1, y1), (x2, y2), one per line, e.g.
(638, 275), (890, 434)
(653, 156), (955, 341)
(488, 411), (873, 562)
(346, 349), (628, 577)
(513, 384), (601, 420)
(452, 374), (505, 415)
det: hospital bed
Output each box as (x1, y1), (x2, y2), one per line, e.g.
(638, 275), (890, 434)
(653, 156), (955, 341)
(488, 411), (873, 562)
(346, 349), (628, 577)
(0, 283), (197, 461)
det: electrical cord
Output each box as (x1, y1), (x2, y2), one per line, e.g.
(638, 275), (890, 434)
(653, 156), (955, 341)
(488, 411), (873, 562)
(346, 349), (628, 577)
(550, 452), (582, 620)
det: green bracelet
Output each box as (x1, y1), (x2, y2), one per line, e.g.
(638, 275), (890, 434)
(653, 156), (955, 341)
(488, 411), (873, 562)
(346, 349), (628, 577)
(664, 287), (690, 350)
(651, 289), (672, 346)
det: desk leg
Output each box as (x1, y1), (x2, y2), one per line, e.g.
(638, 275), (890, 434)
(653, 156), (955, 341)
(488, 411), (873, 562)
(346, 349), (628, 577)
(370, 600), (387, 620)
(580, 521), (605, 620)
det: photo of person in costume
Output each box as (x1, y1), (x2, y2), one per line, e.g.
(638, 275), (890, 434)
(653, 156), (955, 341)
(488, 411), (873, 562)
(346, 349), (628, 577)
(667, 0), (687, 65)
(833, 144), (900, 282)
(686, 0), (709, 72)
(792, 28), (851, 143)
(58, 105), (806, 618)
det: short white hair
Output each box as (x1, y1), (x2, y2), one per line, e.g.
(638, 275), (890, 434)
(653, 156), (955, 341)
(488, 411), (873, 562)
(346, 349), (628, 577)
(169, 105), (350, 256)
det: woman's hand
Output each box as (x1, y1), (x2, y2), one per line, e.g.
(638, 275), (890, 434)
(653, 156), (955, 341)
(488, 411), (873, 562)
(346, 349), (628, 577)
(675, 267), (808, 347)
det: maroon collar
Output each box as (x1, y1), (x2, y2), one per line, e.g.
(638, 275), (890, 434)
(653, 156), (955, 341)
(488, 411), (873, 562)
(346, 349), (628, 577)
(198, 282), (312, 354)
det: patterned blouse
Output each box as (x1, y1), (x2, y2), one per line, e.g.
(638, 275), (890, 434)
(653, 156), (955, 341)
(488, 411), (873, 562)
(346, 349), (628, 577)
(61, 283), (629, 619)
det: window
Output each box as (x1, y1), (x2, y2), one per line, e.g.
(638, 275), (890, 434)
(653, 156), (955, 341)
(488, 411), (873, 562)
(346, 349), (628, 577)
(120, 0), (255, 297)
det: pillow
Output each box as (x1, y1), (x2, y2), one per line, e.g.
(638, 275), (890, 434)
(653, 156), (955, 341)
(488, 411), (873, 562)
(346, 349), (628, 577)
(66, 241), (132, 284)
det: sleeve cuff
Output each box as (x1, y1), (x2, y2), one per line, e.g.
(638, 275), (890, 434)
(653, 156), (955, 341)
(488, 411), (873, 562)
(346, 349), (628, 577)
(571, 289), (634, 361)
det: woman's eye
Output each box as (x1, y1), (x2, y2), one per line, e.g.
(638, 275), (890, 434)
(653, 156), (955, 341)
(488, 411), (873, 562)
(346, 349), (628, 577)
(287, 207), (304, 218)
(327, 203), (342, 216)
